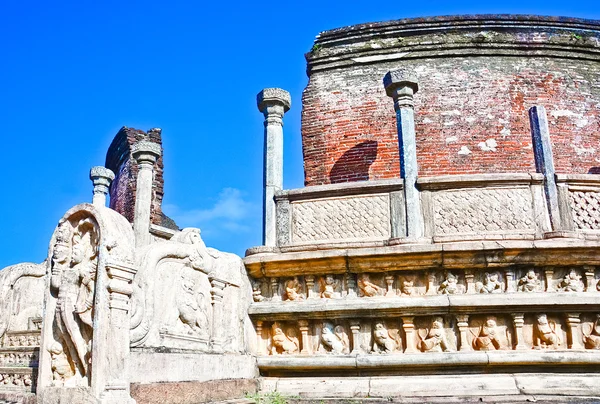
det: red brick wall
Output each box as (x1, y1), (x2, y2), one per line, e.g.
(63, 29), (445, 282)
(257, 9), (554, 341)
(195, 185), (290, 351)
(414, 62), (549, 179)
(301, 17), (600, 186)
(302, 57), (600, 185)
(105, 127), (175, 228)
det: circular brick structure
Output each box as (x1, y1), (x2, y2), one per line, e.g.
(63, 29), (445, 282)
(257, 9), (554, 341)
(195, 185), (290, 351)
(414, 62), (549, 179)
(302, 15), (600, 186)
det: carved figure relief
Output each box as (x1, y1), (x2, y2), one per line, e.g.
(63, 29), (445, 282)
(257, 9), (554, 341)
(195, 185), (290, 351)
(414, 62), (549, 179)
(252, 280), (265, 302)
(399, 277), (416, 296)
(49, 341), (74, 383)
(438, 273), (463, 295)
(418, 317), (451, 352)
(176, 273), (210, 337)
(372, 322), (400, 354)
(475, 273), (503, 294)
(48, 218), (99, 384)
(471, 317), (504, 350)
(320, 322), (349, 354)
(270, 322), (299, 354)
(583, 315), (600, 349)
(534, 314), (561, 349)
(357, 274), (382, 297)
(559, 269), (584, 292)
(319, 275), (340, 299)
(285, 277), (304, 301)
(518, 270), (541, 292)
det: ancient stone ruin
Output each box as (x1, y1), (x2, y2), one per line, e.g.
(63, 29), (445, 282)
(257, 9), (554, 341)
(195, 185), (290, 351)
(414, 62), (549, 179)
(2, 13), (600, 403)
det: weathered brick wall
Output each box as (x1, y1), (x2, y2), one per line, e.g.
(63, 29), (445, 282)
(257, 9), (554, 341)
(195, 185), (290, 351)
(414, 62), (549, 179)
(105, 127), (176, 229)
(302, 15), (600, 185)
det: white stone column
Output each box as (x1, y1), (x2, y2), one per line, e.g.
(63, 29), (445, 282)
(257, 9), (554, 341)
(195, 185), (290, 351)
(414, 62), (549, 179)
(350, 320), (361, 354)
(89, 166), (115, 207)
(131, 141), (161, 249)
(299, 320), (310, 354)
(566, 313), (584, 350)
(257, 88), (291, 247)
(529, 106), (560, 231)
(209, 278), (226, 353)
(384, 70), (423, 240)
(512, 313), (527, 350)
(401, 316), (418, 353)
(456, 315), (472, 351)
(255, 320), (265, 355)
(100, 261), (137, 404)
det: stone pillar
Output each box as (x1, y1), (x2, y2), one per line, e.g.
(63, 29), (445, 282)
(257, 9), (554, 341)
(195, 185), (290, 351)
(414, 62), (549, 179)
(346, 274), (357, 298)
(426, 272), (437, 295)
(385, 275), (395, 297)
(131, 141), (161, 248)
(255, 320), (265, 355)
(350, 321), (361, 354)
(270, 277), (281, 301)
(584, 266), (597, 292)
(298, 320), (310, 354)
(384, 70), (423, 240)
(544, 268), (555, 292)
(209, 278), (226, 353)
(566, 313), (584, 350)
(456, 315), (472, 351)
(505, 269), (516, 293)
(89, 166), (115, 207)
(464, 270), (475, 294)
(305, 276), (316, 299)
(512, 313), (527, 350)
(530, 106), (560, 231)
(257, 88), (291, 247)
(401, 316), (418, 353)
(100, 261), (137, 404)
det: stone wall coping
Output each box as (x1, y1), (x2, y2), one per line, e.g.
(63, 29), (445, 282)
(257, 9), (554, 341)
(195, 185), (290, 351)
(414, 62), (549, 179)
(249, 293), (600, 319)
(275, 179), (403, 202)
(417, 173), (544, 191)
(149, 224), (177, 240)
(244, 238), (600, 278)
(556, 174), (600, 185)
(257, 350), (600, 371)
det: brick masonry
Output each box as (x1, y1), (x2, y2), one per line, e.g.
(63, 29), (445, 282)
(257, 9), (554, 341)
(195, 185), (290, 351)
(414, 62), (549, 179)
(301, 16), (600, 186)
(105, 127), (177, 229)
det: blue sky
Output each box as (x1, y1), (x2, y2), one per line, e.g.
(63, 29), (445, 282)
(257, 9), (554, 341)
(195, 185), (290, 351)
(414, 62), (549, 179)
(1, 1), (599, 268)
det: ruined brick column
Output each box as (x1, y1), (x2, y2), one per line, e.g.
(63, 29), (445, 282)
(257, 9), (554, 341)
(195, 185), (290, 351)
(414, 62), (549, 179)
(131, 141), (161, 248)
(384, 70), (423, 240)
(90, 166), (115, 207)
(257, 88), (291, 247)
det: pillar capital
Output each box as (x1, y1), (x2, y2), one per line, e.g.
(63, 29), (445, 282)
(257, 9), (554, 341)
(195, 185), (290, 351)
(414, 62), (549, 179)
(89, 166), (115, 207)
(383, 70), (419, 110)
(131, 140), (161, 166)
(257, 88), (291, 115)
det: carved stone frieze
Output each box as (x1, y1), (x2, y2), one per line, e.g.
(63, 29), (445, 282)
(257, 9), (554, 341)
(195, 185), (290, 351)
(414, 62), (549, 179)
(319, 322), (350, 354)
(372, 321), (401, 354)
(270, 322), (300, 355)
(292, 194), (390, 243)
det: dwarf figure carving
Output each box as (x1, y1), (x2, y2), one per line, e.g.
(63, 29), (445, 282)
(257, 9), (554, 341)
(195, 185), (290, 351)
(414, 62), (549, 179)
(518, 270), (541, 292)
(372, 322), (400, 354)
(285, 277), (304, 301)
(320, 322), (350, 354)
(472, 317), (503, 351)
(583, 315), (600, 349)
(49, 341), (74, 385)
(559, 269), (584, 292)
(534, 314), (561, 349)
(475, 272), (503, 294)
(270, 322), (299, 355)
(252, 280), (265, 302)
(319, 275), (339, 299)
(438, 273), (462, 295)
(418, 317), (451, 352)
(399, 277), (415, 296)
(357, 274), (382, 297)
(176, 273), (210, 336)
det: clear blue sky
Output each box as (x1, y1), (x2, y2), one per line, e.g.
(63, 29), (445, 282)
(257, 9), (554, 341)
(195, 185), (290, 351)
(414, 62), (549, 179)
(1, 1), (599, 268)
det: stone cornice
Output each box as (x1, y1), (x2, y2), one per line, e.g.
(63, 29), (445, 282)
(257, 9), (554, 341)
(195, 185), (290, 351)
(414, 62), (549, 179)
(306, 15), (600, 73)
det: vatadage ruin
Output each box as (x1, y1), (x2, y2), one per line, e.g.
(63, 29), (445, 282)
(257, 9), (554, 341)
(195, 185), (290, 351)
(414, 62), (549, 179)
(2, 14), (600, 404)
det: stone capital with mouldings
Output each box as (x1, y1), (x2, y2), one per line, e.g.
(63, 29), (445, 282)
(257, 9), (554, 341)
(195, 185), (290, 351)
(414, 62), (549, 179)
(90, 166), (115, 183)
(131, 140), (161, 166)
(257, 88), (292, 115)
(383, 70), (419, 109)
